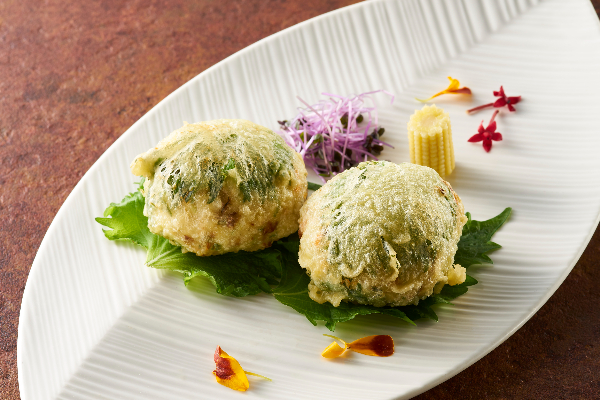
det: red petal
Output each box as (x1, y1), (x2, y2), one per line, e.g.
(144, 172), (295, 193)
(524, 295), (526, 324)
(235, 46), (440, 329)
(478, 123), (485, 134)
(492, 132), (503, 141)
(487, 121), (497, 133)
(493, 86), (505, 98)
(494, 98), (506, 107)
(468, 133), (484, 142)
(483, 139), (492, 152)
(214, 350), (235, 380)
(508, 96), (521, 104)
(507, 103), (515, 112)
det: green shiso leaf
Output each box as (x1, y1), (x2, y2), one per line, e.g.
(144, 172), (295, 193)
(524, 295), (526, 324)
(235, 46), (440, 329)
(96, 186), (283, 297)
(271, 234), (413, 330)
(95, 187), (153, 249)
(270, 208), (510, 330)
(307, 182), (322, 191)
(96, 183), (510, 330)
(144, 233), (283, 297)
(454, 207), (512, 269)
(271, 240), (480, 330)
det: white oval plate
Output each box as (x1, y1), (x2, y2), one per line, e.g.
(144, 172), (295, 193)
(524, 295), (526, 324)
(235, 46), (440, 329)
(18, 0), (600, 398)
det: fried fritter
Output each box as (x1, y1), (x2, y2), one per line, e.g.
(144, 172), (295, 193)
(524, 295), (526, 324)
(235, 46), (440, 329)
(131, 119), (307, 256)
(298, 161), (466, 307)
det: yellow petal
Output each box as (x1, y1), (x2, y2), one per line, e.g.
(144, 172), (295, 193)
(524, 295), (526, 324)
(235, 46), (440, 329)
(348, 335), (395, 357)
(321, 334), (348, 358)
(321, 341), (347, 358)
(213, 346), (250, 391)
(446, 76), (460, 91)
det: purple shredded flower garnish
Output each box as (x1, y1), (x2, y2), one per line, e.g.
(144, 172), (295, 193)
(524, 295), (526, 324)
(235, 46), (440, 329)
(277, 90), (394, 181)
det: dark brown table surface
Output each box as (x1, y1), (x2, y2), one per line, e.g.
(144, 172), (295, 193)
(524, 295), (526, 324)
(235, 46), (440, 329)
(2, 1), (600, 398)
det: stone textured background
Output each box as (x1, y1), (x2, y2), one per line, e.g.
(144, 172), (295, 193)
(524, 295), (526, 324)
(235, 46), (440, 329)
(1, 0), (599, 398)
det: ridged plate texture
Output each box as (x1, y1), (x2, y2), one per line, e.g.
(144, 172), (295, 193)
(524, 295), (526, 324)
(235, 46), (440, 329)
(18, 0), (600, 398)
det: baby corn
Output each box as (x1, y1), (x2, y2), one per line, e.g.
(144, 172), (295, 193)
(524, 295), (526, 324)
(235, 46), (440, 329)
(407, 104), (455, 178)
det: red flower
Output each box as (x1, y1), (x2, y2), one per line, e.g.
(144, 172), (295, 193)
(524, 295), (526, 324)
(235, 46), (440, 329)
(492, 86), (521, 111)
(468, 110), (502, 152)
(467, 86), (521, 114)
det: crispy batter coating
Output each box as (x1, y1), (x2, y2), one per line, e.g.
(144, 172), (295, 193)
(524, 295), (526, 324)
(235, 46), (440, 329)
(298, 161), (467, 307)
(131, 119), (307, 256)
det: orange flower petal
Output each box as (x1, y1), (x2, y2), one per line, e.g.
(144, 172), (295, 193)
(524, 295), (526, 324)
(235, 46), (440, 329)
(322, 341), (347, 358)
(451, 87), (472, 94)
(321, 334), (348, 358)
(213, 346), (250, 391)
(321, 334), (394, 358)
(446, 76), (460, 91)
(347, 335), (395, 357)
(416, 77), (471, 102)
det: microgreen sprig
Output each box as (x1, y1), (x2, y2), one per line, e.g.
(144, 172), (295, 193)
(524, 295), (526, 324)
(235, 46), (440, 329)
(277, 91), (394, 181)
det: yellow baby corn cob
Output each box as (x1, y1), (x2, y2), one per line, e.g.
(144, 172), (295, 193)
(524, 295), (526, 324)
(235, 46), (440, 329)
(407, 104), (455, 178)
